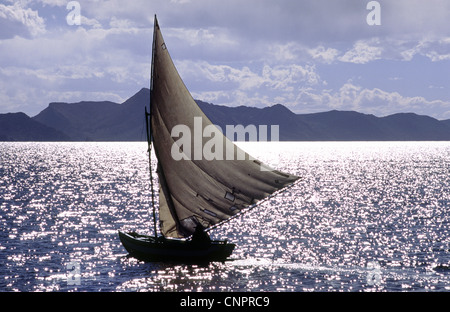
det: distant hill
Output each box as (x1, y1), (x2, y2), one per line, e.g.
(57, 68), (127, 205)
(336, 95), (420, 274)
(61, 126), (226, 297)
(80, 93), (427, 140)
(197, 101), (312, 141)
(442, 119), (450, 128)
(33, 88), (149, 141)
(1, 88), (450, 141)
(379, 113), (450, 141)
(198, 100), (450, 141)
(0, 112), (69, 141)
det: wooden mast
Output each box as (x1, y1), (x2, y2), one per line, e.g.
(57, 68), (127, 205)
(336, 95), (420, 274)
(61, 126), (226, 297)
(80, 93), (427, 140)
(147, 15), (158, 238)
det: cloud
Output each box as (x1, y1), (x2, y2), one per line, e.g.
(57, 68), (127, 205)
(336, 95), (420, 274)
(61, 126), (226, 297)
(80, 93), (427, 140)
(294, 83), (450, 119)
(177, 59), (322, 109)
(0, 3), (45, 39)
(167, 27), (236, 48)
(0, 0), (449, 120)
(0, 63), (131, 115)
(81, 15), (102, 29)
(422, 38), (450, 62)
(339, 39), (383, 64)
(308, 46), (340, 64)
(0, 16), (151, 115)
(380, 36), (450, 62)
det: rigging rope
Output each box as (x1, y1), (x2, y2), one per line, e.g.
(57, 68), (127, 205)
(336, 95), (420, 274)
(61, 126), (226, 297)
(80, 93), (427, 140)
(145, 107), (158, 238)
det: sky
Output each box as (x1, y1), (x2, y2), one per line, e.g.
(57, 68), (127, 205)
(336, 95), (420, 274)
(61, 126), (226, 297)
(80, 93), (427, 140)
(1, 0), (450, 119)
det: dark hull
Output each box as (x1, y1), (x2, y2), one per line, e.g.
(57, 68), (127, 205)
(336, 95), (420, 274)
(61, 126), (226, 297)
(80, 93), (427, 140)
(118, 231), (235, 262)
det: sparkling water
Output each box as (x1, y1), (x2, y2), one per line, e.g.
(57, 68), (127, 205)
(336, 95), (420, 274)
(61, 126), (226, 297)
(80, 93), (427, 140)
(1, 141), (449, 291)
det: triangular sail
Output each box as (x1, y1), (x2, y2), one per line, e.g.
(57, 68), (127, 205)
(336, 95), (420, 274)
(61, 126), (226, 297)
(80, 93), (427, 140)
(150, 17), (299, 238)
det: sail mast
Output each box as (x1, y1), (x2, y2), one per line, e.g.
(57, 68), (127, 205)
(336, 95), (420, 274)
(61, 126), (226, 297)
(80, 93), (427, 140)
(146, 15), (158, 238)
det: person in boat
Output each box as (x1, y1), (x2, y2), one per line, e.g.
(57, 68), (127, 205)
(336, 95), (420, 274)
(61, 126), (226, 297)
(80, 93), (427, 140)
(192, 224), (211, 247)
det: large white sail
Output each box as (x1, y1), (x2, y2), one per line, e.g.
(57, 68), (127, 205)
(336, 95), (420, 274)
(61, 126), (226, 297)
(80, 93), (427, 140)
(150, 17), (299, 238)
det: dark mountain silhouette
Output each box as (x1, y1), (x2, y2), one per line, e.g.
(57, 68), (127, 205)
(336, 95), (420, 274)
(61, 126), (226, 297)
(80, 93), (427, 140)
(32, 88), (149, 141)
(1, 88), (450, 141)
(442, 119), (450, 128)
(196, 101), (313, 141)
(295, 110), (385, 140)
(379, 113), (450, 140)
(0, 112), (69, 141)
(197, 100), (450, 141)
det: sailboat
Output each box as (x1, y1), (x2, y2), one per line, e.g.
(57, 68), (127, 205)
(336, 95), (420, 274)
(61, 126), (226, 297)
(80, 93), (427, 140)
(118, 16), (299, 262)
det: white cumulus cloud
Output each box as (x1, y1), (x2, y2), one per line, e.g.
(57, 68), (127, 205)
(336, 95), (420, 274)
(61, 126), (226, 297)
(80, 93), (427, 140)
(294, 83), (450, 119)
(0, 3), (45, 38)
(339, 39), (383, 64)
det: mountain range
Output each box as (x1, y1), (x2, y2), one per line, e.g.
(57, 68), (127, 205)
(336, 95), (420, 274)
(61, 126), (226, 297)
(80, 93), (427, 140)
(1, 88), (450, 141)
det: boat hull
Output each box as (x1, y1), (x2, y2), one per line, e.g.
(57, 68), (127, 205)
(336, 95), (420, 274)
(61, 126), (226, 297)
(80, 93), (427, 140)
(118, 231), (235, 262)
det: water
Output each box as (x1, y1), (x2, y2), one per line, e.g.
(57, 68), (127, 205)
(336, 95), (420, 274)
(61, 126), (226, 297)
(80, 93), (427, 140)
(1, 141), (449, 292)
